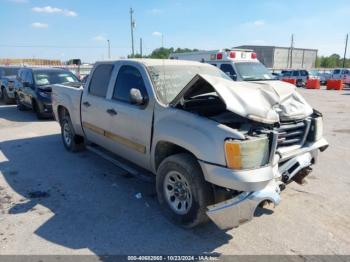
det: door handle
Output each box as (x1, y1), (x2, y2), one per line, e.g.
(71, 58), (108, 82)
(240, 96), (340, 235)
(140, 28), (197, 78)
(106, 108), (117, 116)
(83, 101), (91, 107)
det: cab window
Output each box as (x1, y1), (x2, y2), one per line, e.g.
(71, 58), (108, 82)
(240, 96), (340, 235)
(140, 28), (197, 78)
(89, 64), (114, 97)
(113, 65), (147, 104)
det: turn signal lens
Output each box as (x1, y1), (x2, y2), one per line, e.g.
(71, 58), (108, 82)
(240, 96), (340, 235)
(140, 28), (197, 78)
(225, 137), (270, 170)
(224, 142), (242, 169)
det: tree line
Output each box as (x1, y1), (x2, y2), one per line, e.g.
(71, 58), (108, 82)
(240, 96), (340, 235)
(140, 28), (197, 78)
(316, 54), (350, 68)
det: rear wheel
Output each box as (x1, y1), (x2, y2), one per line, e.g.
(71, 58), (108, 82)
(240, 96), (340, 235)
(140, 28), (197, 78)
(61, 114), (84, 152)
(156, 153), (213, 228)
(3, 88), (13, 104)
(296, 79), (303, 87)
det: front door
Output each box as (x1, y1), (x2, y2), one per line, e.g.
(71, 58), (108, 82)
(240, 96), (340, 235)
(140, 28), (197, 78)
(102, 63), (154, 170)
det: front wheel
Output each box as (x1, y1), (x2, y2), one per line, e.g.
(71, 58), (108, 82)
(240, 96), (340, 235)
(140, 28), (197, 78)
(156, 153), (213, 228)
(61, 115), (84, 152)
(15, 94), (26, 111)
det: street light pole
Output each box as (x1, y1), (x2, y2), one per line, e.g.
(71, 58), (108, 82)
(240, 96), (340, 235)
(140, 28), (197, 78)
(343, 33), (348, 68)
(130, 8), (135, 57)
(107, 39), (111, 60)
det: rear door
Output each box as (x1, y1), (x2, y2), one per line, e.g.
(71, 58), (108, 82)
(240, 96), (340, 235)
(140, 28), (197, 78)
(81, 63), (116, 148)
(102, 62), (154, 169)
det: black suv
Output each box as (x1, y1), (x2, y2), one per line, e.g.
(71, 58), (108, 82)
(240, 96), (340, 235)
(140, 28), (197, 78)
(15, 67), (80, 119)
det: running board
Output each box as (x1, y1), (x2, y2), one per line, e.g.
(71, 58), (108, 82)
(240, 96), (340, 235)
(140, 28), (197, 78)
(86, 145), (155, 183)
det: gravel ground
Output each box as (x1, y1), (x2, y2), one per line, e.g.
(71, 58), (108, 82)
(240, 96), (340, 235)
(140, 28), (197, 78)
(0, 88), (349, 256)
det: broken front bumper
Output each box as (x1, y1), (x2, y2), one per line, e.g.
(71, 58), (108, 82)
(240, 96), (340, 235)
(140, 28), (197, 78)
(201, 138), (329, 230)
(207, 180), (281, 230)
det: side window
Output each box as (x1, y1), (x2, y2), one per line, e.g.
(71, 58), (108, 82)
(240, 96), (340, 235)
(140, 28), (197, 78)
(112, 65), (147, 103)
(300, 70), (308, 76)
(220, 64), (236, 78)
(292, 71), (299, 77)
(89, 64), (114, 97)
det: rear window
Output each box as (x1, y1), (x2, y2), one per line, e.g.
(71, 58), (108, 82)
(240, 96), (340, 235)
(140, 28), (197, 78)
(2, 68), (20, 76)
(89, 64), (114, 97)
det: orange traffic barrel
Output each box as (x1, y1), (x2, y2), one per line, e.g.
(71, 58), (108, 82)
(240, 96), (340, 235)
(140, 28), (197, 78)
(327, 80), (343, 90)
(306, 79), (321, 89)
(282, 78), (297, 85)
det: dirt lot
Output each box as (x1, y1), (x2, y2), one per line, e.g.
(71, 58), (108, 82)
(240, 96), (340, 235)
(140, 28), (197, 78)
(0, 88), (350, 256)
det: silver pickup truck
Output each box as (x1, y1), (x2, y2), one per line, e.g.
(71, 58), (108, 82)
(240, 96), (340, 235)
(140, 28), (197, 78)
(52, 59), (328, 230)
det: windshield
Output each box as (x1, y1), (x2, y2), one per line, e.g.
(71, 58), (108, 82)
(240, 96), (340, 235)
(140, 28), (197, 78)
(234, 62), (273, 81)
(147, 64), (230, 104)
(34, 70), (79, 86)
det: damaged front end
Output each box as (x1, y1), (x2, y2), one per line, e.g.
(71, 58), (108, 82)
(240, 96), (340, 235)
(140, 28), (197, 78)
(172, 74), (329, 230)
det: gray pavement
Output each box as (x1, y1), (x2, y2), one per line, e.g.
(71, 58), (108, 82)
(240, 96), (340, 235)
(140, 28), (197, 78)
(0, 88), (350, 255)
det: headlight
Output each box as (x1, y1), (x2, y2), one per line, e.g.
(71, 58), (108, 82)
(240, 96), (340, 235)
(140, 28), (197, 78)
(38, 91), (50, 98)
(224, 137), (270, 170)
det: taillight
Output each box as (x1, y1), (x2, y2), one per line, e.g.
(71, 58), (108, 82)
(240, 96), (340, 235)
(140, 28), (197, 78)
(251, 52), (257, 59)
(217, 53), (223, 60)
(229, 52), (236, 59)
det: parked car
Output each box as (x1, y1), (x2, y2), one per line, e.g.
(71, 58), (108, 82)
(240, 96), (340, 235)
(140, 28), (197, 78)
(0, 66), (21, 104)
(280, 69), (320, 87)
(52, 59), (328, 230)
(331, 68), (349, 79)
(332, 68), (350, 87)
(15, 67), (81, 119)
(317, 71), (332, 85)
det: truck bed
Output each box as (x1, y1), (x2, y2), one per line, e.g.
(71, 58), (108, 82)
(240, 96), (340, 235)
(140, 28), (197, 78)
(51, 83), (84, 136)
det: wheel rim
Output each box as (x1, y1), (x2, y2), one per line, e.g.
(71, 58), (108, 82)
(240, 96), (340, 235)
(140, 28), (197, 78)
(63, 122), (72, 146)
(163, 171), (192, 215)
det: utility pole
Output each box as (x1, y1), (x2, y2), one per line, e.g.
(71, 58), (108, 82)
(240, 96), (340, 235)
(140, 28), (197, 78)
(343, 33), (348, 68)
(107, 39), (111, 60)
(161, 34), (164, 48)
(140, 38), (143, 57)
(130, 8), (135, 57)
(290, 34), (294, 69)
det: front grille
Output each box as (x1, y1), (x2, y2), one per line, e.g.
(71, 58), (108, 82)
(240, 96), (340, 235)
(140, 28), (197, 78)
(276, 119), (311, 147)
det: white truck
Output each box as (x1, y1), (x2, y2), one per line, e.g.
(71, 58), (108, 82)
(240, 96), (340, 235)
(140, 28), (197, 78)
(169, 48), (274, 82)
(52, 59), (328, 230)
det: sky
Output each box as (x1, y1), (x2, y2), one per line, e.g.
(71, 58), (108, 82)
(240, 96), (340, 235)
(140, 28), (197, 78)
(0, 0), (350, 63)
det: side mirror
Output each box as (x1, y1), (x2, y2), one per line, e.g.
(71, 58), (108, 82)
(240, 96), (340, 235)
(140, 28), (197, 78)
(225, 72), (237, 81)
(130, 88), (145, 105)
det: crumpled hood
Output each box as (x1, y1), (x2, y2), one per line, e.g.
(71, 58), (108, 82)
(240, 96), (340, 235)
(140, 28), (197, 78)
(172, 74), (313, 124)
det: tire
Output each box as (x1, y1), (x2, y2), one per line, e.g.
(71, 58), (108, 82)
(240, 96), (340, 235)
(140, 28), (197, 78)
(3, 88), (13, 104)
(32, 100), (46, 120)
(296, 79), (303, 88)
(61, 115), (84, 152)
(156, 153), (214, 228)
(15, 94), (26, 111)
